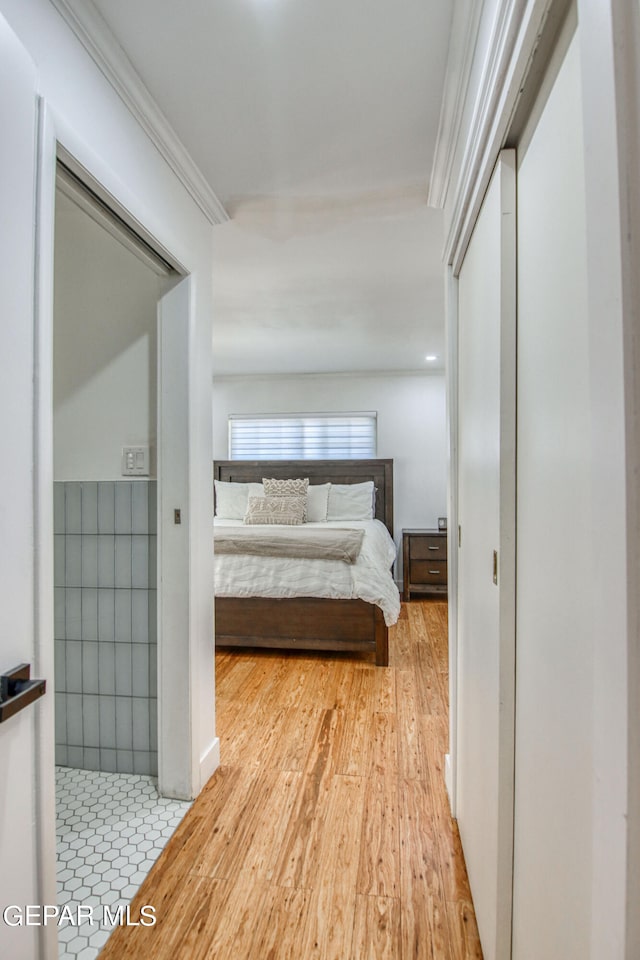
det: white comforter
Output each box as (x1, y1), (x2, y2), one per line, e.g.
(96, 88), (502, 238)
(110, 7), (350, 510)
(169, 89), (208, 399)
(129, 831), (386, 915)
(213, 518), (401, 627)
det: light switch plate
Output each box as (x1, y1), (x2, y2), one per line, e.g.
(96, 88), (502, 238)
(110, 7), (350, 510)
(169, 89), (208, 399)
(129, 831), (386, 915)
(122, 446), (149, 476)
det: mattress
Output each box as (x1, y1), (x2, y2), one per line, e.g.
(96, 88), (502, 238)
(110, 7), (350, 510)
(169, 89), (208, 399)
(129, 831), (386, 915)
(213, 518), (401, 627)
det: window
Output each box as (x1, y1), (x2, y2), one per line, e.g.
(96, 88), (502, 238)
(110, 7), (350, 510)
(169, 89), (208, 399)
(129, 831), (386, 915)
(229, 413), (377, 460)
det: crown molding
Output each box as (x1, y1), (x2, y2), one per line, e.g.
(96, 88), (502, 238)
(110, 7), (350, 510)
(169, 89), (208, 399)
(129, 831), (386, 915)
(444, 0), (556, 272)
(428, 0), (484, 210)
(212, 369), (445, 383)
(49, 0), (228, 225)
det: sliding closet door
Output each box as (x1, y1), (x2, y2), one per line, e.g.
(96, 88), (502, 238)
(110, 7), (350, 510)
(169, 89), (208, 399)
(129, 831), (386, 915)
(513, 17), (593, 959)
(456, 150), (516, 960)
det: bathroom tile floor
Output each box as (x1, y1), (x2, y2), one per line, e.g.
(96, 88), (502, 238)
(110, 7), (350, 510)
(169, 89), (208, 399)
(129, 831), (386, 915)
(56, 766), (192, 960)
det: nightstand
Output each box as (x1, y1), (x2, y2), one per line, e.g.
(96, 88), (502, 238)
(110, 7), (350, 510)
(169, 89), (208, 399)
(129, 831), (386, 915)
(402, 528), (448, 600)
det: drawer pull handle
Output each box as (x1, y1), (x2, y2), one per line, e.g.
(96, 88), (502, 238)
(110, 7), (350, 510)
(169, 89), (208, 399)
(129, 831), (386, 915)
(429, 569), (440, 575)
(428, 546), (439, 551)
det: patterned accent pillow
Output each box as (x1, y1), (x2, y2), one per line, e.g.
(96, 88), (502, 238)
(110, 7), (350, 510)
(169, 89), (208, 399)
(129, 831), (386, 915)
(262, 477), (309, 498)
(244, 495), (306, 525)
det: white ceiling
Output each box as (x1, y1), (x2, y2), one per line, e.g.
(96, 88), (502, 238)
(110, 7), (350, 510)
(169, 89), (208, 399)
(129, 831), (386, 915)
(90, 0), (453, 375)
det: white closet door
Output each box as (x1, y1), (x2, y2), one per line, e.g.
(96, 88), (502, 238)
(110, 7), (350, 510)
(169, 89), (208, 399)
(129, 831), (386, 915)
(513, 24), (592, 960)
(456, 150), (516, 960)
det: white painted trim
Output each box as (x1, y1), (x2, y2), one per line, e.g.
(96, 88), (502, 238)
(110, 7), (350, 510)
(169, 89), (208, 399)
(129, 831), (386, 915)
(495, 150), (517, 960)
(428, 0), (484, 209)
(200, 737), (220, 791)
(49, 0), (228, 226)
(158, 277), (194, 801)
(608, 1), (640, 950)
(445, 265), (458, 819)
(33, 95), (59, 960)
(213, 369), (445, 384)
(445, 0), (555, 273)
(41, 110), (210, 806)
(444, 752), (453, 807)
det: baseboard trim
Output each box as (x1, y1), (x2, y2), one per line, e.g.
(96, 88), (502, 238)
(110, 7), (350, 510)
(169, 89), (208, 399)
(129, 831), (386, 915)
(199, 736), (220, 791)
(444, 752), (455, 814)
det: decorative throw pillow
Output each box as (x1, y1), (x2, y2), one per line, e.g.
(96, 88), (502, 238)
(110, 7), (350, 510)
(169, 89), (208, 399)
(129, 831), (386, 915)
(244, 495), (306, 525)
(262, 477), (309, 498)
(262, 477), (309, 520)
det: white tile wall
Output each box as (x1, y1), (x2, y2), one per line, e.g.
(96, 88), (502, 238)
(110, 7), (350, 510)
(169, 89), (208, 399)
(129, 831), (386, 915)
(98, 644), (115, 695)
(65, 484), (82, 534)
(98, 589), (115, 642)
(81, 535), (98, 587)
(115, 646), (132, 696)
(81, 482), (98, 534)
(114, 536), (132, 588)
(114, 483), (132, 534)
(132, 482), (149, 535)
(82, 642), (98, 694)
(132, 592), (148, 644)
(98, 483), (115, 534)
(114, 590), (132, 644)
(54, 482), (157, 775)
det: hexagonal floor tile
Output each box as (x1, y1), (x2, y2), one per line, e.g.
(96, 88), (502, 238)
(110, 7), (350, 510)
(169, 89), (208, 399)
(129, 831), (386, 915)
(56, 766), (191, 959)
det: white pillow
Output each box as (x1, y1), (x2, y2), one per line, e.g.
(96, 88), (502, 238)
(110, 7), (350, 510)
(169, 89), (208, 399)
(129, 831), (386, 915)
(306, 483), (331, 522)
(326, 481), (375, 521)
(214, 480), (263, 519)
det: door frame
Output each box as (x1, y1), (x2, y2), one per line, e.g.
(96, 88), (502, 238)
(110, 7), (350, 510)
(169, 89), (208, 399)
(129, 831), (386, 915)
(34, 101), (197, 954)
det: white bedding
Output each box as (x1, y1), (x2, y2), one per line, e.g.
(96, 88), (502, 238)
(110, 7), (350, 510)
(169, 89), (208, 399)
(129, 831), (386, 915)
(213, 518), (401, 627)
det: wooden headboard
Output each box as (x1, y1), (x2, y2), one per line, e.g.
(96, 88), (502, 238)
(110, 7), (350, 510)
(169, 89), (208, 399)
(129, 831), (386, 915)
(214, 459), (394, 535)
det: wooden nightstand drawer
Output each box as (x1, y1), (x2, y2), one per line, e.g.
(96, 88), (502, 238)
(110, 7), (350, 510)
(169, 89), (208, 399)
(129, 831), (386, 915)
(410, 560), (447, 585)
(402, 528), (448, 600)
(410, 537), (447, 561)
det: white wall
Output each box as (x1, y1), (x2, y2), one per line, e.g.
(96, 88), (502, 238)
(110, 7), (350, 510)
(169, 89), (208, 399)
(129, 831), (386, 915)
(212, 371), (447, 580)
(0, 0), (218, 792)
(0, 4), (218, 953)
(54, 189), (160, 480)
(0, 18), (40, 960)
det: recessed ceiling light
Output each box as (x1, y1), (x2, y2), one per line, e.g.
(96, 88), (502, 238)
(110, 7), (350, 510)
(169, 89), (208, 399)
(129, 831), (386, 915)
(425, 354), (437, 362)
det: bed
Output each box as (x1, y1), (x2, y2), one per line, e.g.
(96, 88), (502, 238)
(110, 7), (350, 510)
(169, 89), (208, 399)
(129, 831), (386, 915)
(213, 459), (399, 666)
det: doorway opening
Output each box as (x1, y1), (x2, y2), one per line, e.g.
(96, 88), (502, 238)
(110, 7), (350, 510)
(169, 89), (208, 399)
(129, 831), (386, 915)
(51, 160), (191, 959)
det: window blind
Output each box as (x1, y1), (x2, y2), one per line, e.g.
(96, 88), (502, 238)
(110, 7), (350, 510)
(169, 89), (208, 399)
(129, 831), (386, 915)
(229, 413), (377, 460)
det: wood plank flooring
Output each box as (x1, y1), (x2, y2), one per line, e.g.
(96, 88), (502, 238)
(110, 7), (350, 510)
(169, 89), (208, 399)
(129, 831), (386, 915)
(99, 601), (482, 959)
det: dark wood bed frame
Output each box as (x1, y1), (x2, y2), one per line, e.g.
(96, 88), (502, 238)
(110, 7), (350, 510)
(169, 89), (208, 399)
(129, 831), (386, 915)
(213, 458), (394, 666)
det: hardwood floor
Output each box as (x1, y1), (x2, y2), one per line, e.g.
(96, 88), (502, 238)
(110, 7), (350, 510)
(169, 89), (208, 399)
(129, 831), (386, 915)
(99, 601), (482, 959)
